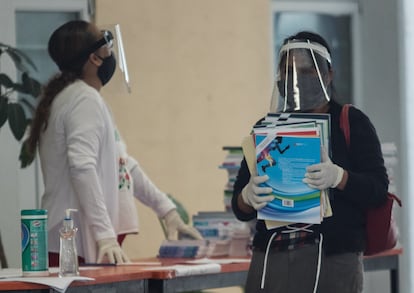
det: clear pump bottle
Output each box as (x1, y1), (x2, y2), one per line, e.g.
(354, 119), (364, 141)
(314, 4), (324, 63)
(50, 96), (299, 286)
(59, 209), (79, 277)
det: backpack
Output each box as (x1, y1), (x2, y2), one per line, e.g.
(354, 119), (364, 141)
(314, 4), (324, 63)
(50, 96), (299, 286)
(339, 104), (402, 256)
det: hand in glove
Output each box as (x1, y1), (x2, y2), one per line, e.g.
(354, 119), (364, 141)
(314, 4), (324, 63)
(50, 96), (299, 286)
(303, 149), (344, 190)
(164, 209), (203, 240)
(241, 175), (274, 210)
(97, 238), (130, 264)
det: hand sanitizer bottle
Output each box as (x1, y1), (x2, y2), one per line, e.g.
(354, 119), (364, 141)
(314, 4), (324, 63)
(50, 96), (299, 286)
(59, 209), (79, 277)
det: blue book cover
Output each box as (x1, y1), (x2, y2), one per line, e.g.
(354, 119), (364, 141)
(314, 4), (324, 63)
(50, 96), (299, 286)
(254, 129), (322, 224)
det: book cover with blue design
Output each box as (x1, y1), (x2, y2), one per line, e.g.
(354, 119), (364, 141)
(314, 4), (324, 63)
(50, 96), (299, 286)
(254, 128), (322, 224)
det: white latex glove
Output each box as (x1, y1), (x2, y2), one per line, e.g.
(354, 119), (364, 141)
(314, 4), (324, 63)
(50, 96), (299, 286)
(303, 149), (344, 190)
(97, 238), (130, 264)
(163, 209), (203, 240)
(241, 175), (274, 210)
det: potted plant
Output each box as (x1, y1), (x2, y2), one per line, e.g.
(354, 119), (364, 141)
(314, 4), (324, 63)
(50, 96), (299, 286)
(0, 42), (41, 167)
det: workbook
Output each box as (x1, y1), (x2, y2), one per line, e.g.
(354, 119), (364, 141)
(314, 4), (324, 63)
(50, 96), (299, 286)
(243, 113), (332, 226)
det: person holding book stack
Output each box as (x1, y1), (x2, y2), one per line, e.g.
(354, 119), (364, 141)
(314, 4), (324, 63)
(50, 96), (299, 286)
(232, 31), (389, 293)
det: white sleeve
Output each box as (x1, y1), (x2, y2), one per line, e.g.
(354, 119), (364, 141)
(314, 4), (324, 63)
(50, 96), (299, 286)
(127, 156), (176, 218)
(71, 168), (116, 240)
(65, 95), (116, 241)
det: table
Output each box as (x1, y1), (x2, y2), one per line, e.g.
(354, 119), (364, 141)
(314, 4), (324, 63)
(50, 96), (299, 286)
(147, 248), (403, 293)
(146, 257), (250, 293)
(0, 248), (402, 293)
(363, 248), (402, 293)
(0, 265), (151, 292)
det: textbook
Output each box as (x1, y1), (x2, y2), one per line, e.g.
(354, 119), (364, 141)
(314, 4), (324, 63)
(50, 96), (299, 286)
(254, 127), (322, 224)
(219, 146), (244, 211)
(244, 112), (332, 226)
(261, 112), (331, 151)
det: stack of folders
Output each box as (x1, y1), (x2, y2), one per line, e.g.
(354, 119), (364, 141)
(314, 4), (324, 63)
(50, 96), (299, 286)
(242, 112), (333, 229)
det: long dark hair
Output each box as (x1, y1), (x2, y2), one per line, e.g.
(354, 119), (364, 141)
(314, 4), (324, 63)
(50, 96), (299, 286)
(27, 20), (98, 154)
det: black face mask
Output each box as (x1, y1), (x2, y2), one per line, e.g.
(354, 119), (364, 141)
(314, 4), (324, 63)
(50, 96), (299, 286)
(96, 53), (116, 86)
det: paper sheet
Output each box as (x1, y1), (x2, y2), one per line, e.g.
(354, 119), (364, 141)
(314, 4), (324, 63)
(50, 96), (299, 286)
(142, 263), (221, 276)
(0, 268), (94, 293)
(184, 258), (250, 265)
(118, 261), (162, 266)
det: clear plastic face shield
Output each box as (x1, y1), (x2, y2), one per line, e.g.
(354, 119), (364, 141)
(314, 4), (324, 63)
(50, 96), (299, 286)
(97, 24), (131, 94)
(269, 40), (332, 113)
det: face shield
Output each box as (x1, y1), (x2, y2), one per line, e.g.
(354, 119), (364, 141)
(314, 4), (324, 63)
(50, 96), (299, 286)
(96, 24), (131, 94)
(269, 40), (332, 113)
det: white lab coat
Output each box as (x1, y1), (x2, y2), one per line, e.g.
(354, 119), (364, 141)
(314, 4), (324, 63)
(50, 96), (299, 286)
(40, 80), (119, 263)
(115, 131), (175, 235)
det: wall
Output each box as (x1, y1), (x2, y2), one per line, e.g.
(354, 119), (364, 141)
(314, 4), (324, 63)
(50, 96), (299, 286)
(358, 0), (403, 291)
(95, 0), (272, 262)
(399, 0), (414, 291)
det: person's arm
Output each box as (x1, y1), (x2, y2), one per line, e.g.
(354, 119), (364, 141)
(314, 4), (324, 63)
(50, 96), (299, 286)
(339, 107), (389, 207)
(336, 170), (349, 190)
(237, 189), (256, 214)
(127, 156), (202, 240)
(231, 158), (274, 221)
(126, 157), (175, 217)
(66, 94), (128, 263)
(303, 106), (389, 208)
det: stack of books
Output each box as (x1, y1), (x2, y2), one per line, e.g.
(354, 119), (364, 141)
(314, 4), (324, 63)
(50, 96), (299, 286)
(381, 142), (398, 194)
(192, 211), (252, 257)
(158, 239), (210, 258)
(242, 112), (332, 228)
(192, 211), (242, 239)
(219, 146), (244, 211)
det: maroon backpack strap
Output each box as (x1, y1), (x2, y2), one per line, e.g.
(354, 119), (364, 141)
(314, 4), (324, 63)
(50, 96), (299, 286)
(388, 192), (402, 207)
(340, 104), (351, 148)
(340, 105), (402, 208)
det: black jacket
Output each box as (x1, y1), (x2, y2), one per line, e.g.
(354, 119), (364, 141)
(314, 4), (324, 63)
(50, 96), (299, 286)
(232, 100), (389, 255)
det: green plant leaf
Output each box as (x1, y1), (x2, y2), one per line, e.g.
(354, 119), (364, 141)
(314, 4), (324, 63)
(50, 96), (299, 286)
(3, 45), (37, 73)
(21, 72), (41, 97)
(19, 98), (36, 115)
(11, 82), (25, 93)
(166, 194), (189, 224)
(19, 139), (35, 168)
(0, 95), (8, 128)
(0, 73), (14, 89)
(8, 103), (27, 140)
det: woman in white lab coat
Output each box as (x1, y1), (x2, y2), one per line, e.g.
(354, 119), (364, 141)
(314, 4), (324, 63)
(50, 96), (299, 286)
(27, 20), (201, 266)
(27, 20), (129, 265)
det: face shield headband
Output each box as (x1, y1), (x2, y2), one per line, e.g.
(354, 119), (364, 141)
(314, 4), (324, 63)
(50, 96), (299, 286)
(270, 40), (332, 113)
(59, 30), (114, 72)
(78, 30), (114, 62)
(94, 24), (131, 93)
